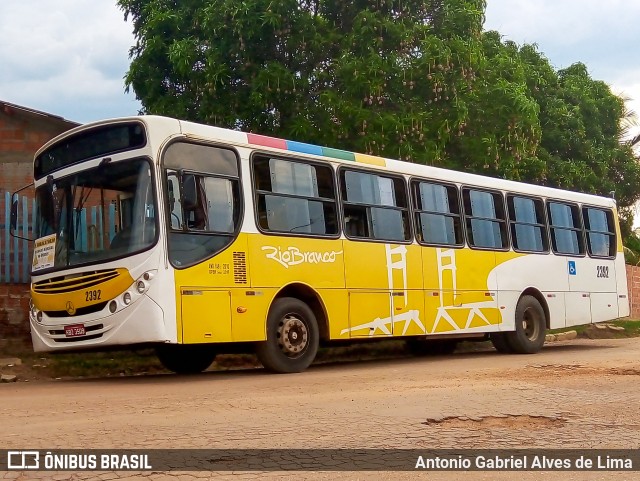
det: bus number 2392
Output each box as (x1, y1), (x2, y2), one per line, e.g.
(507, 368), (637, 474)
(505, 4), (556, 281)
(85, 290), (102, 301)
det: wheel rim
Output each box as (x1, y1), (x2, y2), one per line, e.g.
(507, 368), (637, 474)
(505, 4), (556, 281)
(522, 307), (541, 341)
(277, 314), (308, 358)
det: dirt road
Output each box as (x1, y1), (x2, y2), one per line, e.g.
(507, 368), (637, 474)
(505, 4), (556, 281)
(2, 338), (640, 480)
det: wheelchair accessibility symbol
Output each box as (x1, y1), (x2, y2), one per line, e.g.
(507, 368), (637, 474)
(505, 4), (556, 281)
(568, 261), (577, 276)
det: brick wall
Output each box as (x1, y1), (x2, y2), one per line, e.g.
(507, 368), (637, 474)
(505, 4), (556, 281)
(626, 264), (640, 319)
(0, 101), (78, 206)
(0, 283), (31, 342)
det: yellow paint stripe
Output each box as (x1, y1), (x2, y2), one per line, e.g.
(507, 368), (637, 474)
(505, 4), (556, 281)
(32, 268), (134, 311)
(354, 153), (387, 167)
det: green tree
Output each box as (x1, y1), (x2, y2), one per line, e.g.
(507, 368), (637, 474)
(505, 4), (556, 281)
(119, 0), (640, 214)
(536, 63), (640, 207)
(118, 0), (537, 166)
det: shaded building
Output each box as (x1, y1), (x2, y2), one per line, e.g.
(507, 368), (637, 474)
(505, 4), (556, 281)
(0, 101), (79, 200)
(0, 101), (78, 340)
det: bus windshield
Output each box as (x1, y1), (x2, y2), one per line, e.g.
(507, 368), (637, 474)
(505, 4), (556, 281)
(33, 158), (157, 273)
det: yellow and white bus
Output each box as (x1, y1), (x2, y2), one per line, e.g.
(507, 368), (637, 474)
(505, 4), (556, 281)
(19, 115), (629, 373)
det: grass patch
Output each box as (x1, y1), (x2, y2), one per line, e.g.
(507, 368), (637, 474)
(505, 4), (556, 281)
(609, 319), (640, 335)
(550, 319), (640, 339)
(46, 349), (167, 378)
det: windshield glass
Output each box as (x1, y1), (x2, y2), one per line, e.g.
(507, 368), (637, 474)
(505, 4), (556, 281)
(33, 158), (157, 273)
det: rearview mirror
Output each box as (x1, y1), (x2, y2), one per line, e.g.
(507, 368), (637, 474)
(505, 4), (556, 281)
(10, 182), (35, 241)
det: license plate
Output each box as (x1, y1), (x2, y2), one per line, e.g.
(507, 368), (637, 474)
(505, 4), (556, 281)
(64, 324), (86, 337)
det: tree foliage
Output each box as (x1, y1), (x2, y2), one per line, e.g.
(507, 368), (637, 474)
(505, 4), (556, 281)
(119, 0), (640, 215)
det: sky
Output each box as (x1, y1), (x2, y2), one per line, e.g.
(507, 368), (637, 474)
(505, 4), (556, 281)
(0, 0), (639, 144)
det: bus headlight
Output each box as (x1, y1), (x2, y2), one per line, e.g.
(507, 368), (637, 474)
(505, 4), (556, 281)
(122, 292), (132, 305)
(109, 300), (117, 313)
(136, 280), (146, 294)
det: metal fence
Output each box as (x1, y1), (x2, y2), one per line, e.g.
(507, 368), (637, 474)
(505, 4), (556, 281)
(2, 192), (32, 283)
(1, 193), (119, 283)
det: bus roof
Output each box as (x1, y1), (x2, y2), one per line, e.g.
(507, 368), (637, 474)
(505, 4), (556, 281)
(37, 115), (617, 209)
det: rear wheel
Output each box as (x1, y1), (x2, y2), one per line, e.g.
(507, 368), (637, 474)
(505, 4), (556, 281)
(155, 344), (216, 374)
(490, 333), (514, 353)
(256, 297), (319, 373)
(504, 295), (546, 354)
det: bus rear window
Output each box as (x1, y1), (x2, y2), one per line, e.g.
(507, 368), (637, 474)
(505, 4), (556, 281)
(35, 122), (146, 179)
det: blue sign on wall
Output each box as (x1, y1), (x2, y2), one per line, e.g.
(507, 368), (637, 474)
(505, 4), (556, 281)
(568, 260), (577, 276)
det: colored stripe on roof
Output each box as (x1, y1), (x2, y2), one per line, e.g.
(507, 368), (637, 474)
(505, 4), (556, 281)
(322, 147), (355, 161)
(286, 140), (323, 156)
(247, 133), (359, 163)
(354, 153), (386, 167)
(247, 133), (287, 150)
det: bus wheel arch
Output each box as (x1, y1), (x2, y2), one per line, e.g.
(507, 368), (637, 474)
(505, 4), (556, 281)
(273, 283), (329, 341)
(505, 291), (548, 354)
(520, 287), (550, 330)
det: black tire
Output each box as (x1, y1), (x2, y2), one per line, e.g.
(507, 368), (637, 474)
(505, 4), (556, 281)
(256, 297), (319, 373)
(490, 333), (514, 353)
(406, 338), (458, 356)
(155, 344), (216, 374)
(504, 295), (546, 354)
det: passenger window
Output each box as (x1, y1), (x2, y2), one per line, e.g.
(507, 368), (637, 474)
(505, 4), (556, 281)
(413, 181), (463, 246)
(341, 170), (410, 242)
(181, 174), (236, 233)
(547, 201), (584, 255)
(507, 195), (548, 252)
(462, 188), (508, 249)
(253, 156), (338, 236)
(583, 207), (615, 258)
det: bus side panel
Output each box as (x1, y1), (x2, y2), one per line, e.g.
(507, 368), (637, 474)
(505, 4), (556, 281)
(616, 254), (630, 317)
(491, 252), (568, 330)
(317, 289), (349, 340)
(246, 235), (348, 341)
(422, 247), (507, 334)
(567, 254), (617, 325)
(174, 234), (252, 343)
(342, 241), (425, 338)
(231, 287), (276, 342)
(248, 235), (345, 289)
(181, 289), (232, 343)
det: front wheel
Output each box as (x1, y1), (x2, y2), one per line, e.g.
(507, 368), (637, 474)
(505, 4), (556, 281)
(504, 295), (546, 354)
(155, 344), (217, 374)
(255, 297), (319, 373)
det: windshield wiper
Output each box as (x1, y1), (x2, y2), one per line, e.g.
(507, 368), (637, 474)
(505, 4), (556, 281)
(74, 184), (93, 249)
